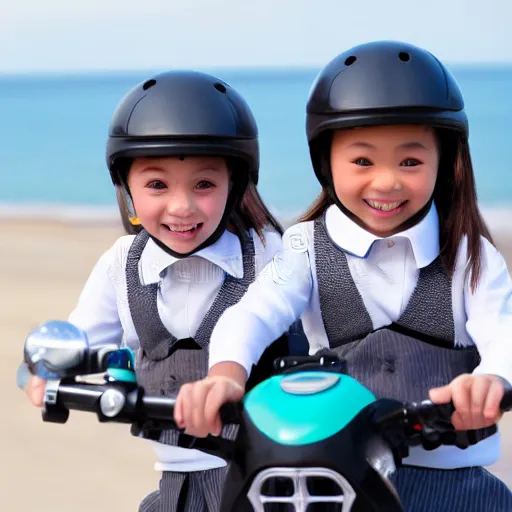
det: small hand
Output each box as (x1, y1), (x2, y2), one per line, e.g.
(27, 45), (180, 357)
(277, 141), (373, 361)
(174, 376), (244, 438)
(429, 374), (505, 430)
(24, 375), (46, 408)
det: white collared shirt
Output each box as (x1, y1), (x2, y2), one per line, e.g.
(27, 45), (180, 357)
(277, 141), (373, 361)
(67, 227), (282, 472)
(209, 204), (512, 469)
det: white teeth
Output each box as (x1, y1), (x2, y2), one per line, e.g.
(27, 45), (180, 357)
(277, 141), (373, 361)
(167, 224), (198, 232)
(366, 200), (403, 212)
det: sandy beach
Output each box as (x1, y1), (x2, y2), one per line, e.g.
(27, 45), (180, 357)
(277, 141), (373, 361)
(2, 219), (511, 511)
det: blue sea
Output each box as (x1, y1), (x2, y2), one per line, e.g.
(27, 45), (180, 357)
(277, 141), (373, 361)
(1, 66), (512, 225)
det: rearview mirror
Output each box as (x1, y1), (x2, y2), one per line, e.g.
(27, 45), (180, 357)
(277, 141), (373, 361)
(24, 320), (89, 378)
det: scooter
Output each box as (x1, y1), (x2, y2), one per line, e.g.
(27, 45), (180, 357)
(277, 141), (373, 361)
(23, 320), (512, 512)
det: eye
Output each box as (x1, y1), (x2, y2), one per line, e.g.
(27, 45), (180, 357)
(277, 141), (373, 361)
(353, 157), (373, 167)
(147, 180), (167, 190)
(196, 180), (215, 190)
(401, 158), (421, 167)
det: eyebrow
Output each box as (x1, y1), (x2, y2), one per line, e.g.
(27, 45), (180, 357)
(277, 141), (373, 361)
(134, 166), (169, 177)
(347, 141), (431, 150)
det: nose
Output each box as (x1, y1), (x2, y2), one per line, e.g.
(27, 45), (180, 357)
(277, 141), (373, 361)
(371, 167), (402, 193)
(166, 187), (195, 217)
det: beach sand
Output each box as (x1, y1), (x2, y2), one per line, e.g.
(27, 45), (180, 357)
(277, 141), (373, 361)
(1, 219), (511, 511)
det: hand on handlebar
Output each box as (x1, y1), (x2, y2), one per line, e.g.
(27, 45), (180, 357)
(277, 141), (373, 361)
(24, 375), (46, 408)
(429, 373), (506, 431)
(174, 376), (245, 438)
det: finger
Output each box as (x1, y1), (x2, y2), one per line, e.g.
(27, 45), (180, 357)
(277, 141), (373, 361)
(32, 388), (44, 408)
(469, 376), (491, 430)
(190, 381), (214, 437)
(24, 376), (44, 394)
(178, 384), (194, 431)
(429, 384), (452, 404)
(204, 382), (232, 436)
(26, 377), (45, 407)
(484, 379), (505, 423)
(451, 410), (465, 431)
(211, 415), (223, 438)
(173, 388), (185, 429)
(451, 376), (472, 429)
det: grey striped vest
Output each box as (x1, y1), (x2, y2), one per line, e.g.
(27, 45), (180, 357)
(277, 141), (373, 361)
(126, 229), (255, 445)
(313, 217), (496, 443)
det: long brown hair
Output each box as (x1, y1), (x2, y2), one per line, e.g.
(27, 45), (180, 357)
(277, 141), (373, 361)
(435, 131), (493, 291)
(298, 132), (334, 222)
(230, 180), (283, 240)
(300, 130), (493, 291)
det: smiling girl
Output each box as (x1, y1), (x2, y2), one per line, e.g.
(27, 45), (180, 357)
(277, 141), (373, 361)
(23, 70), (284, 512)
(175, 42), (512, 511)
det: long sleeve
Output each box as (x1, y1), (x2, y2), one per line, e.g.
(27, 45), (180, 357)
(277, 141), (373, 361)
(465, 238), (512, 384)
(67, 241), (124, 349)
(209, 224), (314, 375)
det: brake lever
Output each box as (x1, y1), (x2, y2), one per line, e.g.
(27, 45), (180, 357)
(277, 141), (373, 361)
(405, 400), (480, 450)
(408, 400), (455, 431)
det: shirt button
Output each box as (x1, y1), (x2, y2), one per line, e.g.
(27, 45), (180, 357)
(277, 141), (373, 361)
(387, 239), (395, 248)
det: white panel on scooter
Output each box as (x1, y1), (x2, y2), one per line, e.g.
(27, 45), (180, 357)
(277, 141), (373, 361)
(280, 372), (340, 395)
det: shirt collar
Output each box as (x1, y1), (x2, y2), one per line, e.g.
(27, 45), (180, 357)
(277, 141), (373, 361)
(139, 229), (244, 285)
(324, 202), (440, 268)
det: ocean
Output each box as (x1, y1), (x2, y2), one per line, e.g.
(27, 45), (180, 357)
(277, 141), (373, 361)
(1, 66), (511, 227)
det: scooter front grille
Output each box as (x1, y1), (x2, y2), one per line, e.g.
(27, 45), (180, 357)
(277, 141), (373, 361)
(247, 467), (356, 512)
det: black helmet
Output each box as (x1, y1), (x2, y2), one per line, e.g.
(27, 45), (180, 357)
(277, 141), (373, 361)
(106, 70), (259, 185)
(306, 41), (467, 184)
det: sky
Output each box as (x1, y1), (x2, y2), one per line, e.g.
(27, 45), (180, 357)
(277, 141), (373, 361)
(0, 0), (510, 72)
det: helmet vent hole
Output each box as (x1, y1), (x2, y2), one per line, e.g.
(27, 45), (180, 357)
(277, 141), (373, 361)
(344, 56), (357, 66)
(214, 82), (227, 94)
(143, 79), (157, 90)
(398, 52), (410, 62)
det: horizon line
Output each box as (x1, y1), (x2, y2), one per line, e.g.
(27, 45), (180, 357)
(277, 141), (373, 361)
(1, 61), (512, 76)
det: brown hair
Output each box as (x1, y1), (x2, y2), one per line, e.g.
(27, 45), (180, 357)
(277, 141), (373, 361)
(298, 132), (334, 222)
(299, 130), (493, 291)
(435, 132), (493, 291)
(229, 180), (283, 240)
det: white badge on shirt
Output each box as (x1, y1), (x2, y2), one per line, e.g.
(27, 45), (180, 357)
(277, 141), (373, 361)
(288, 233), (308, 253)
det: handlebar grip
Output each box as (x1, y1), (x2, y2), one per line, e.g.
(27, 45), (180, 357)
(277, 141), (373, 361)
(219, 402), (242, 424)
(500, 388), (512, 412)
(141, 395), (241, 425)
(415, 387), (512, 419)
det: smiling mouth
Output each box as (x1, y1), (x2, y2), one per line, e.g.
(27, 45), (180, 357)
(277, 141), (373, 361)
(163, 223), (203, 233)
(364, 200), (407, 212)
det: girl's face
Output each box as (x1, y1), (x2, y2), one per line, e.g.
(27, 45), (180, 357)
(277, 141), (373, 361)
(128, 156), (230, 254)
(330, 125), (440, 237)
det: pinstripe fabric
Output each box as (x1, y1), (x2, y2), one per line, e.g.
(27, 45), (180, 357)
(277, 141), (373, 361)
(390, 466), (512, 512)
(139, 468), (227, 512)
(314, 217), (455, 346)
(314, 218), (496, 442)
(127, 229), (253, 445)
(126, 229), (256, 361)
(331, 329), (480, 404)
(129, 231), (254, 510)
(314, 217), (506, 506)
